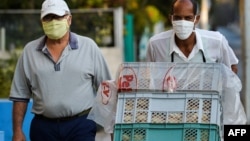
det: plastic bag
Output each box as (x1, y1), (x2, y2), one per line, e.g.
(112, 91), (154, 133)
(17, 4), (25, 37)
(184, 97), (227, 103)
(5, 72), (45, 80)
(87, 80), (117, 133)
(221, 65), (247, 124)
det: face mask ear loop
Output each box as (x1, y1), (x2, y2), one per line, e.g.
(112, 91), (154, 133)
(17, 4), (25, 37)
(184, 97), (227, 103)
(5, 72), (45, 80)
(64, 16), (70, 28)
(171, 15), (174, 24)
(66, 15), (70, 20)
(193, 16), (197, 31)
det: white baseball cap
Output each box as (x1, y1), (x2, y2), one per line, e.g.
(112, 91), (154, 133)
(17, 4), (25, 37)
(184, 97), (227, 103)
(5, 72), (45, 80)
(41, 0), (70, 19)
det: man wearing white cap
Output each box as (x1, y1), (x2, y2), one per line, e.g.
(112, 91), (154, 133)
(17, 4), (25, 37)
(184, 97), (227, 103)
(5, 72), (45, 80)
(9, 0), (112, 141)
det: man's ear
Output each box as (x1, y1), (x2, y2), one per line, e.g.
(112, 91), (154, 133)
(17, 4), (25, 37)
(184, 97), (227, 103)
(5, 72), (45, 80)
(195, 15), (200, 25)
(68, 15), (72, 25)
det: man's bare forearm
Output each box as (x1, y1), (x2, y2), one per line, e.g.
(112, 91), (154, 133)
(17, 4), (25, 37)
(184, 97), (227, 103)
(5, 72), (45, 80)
(12, 101), (28, 133)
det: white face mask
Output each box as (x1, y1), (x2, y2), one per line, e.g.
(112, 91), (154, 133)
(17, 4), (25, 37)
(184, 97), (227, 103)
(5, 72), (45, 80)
(172, 17), (196, 40)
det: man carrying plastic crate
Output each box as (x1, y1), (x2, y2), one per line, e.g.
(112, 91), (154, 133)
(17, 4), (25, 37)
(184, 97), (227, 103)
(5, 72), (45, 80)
(87, 1), (247, 140)
(145, 0), (247, 139)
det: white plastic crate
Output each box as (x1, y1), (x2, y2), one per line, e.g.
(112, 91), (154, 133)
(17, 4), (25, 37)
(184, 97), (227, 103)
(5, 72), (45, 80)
(116, 62), (223, 92)
(115, 91), (222, 127)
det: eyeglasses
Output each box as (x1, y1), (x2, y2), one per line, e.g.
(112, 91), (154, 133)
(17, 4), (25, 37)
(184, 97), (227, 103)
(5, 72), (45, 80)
(172, 15), (195, 21)
(42, 14), (68, 22)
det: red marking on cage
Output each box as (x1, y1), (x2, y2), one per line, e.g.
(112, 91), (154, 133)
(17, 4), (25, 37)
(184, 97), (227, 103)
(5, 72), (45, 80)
(162, 65), (177, 92)
(118, 67), (137, 92)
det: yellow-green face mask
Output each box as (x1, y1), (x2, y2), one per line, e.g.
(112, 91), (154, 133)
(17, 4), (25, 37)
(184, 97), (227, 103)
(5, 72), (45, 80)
(42, 18), (69, 40)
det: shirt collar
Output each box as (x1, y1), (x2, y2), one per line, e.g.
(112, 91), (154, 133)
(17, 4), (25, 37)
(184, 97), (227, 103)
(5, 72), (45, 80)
(169, 29), (204, 55)
(37, 32), (79, 51)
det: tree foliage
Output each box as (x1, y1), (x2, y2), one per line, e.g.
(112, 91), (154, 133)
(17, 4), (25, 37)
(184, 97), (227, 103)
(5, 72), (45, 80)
(0, 51), (20, 98)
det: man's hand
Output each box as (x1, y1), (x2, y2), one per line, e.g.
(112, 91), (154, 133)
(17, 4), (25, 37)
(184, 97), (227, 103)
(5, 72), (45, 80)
(12, 130), (26, 141)
(231, 64), (238, 74)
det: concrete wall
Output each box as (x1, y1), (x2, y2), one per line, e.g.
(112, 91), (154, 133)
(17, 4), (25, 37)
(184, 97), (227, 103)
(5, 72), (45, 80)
(100, 47), (123, 79)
